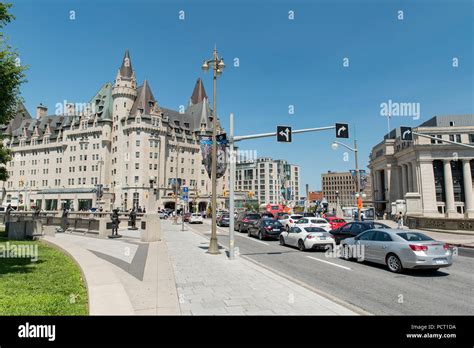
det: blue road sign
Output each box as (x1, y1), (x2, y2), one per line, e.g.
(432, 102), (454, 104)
(183, 186), (189, 193)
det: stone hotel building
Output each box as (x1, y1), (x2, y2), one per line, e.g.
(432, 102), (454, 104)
(0, 51), (228, 212)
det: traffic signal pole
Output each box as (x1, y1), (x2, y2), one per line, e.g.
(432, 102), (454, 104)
(227, 114), (338, 260)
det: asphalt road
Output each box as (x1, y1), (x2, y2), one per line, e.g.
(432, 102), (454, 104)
(186, 221), (474, 315)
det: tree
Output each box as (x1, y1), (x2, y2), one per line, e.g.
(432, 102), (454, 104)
(0, 3), (27, 181)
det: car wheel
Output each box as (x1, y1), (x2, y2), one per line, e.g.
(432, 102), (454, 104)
(286, 225), (289, 231)
(342, 245), (352, 260)
(298, 239), (306, 251)
(279, 235), (286, 246)
(258, 231), (264, 240)
(386, 254), (403, 273)
(247, 229), (252, 237)
(239, 225), (243, 233)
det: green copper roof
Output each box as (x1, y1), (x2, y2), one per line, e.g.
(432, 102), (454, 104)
(89, 82), (113, 121)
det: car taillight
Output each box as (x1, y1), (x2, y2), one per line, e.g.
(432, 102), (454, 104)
(307, 235), (313, 239)
(443, 243), (449, 250)
(289, 219), (293, 223)
(265, 226), (272, 231)
(409, 244), (428, 251)
(242, 218), (248, 222)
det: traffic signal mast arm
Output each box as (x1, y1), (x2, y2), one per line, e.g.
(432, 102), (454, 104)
(232, 125), (336, 142)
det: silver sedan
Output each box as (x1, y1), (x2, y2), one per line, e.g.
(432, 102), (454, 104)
(340, 228), (453, 273)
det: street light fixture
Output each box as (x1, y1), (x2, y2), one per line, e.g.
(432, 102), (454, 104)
(331, 140), (363, 221)
(201, 46), (225, 255)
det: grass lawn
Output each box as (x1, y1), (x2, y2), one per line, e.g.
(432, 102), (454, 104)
(0, 228), (88, 315)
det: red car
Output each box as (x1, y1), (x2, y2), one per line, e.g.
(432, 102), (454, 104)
(325, 216), (346, 230)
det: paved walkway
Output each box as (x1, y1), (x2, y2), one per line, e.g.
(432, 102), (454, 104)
(39, 220), (357, 315)
(376, 219), (474, 247)
(41, 230), (180, 315)
(165, 221), (357, 315)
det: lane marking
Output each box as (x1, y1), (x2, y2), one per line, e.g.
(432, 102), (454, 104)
(236, 234), (270, 245)
(307, 256), (352, 270)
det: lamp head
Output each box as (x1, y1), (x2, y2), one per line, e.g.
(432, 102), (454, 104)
(201, 60), (209, 71)
(218, 58), (225, 70)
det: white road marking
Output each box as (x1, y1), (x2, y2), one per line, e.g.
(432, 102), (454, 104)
(236, 234), (270, 245)
(307, 256), (351, 270)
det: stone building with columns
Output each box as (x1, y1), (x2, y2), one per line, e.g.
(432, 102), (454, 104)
(368, 115), (474, 219)
(0, 50), (228, 212)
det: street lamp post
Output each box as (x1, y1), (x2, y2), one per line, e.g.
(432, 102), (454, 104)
(201, 46), (225, 254)
(174, 143), (180, 224)
(331, 139), (362, 221)
(97, 158), (104, 211)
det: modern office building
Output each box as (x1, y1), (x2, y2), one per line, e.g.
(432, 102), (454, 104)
(235, 157), (300, 205)
(321, 171), (372, 207)
(0, 50), (228, 212)
(368, 115), (474, 218)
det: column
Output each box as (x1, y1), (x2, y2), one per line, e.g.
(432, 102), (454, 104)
(463, 159), (474, 218)
(443, 160), (456, 217)
(406, 163), (411, 193)
(401, 164), (407, 197)
(419, 160), (438, 216)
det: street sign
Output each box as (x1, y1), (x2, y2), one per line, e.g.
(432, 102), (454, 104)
(183, 186), (189, 193)
(277, 126), (292, 143)
(182, 194), (189, 202)
(335, 123), (349, 138)
(400, 126), (413, 141)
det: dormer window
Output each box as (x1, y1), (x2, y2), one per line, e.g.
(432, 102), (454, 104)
(136, 116), (141, 124)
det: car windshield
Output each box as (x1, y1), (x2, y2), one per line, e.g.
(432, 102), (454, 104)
(246, 214), (261, 219)
(397, 232), (434, 241)
(222, 215), (229, 219)
(263, 220), (282, 227)
(291, 215), (303, 219)
(192, 214), (200, 217)
(304, 227), (326, 232)
(310, 219), (326, 224)
(332, 219), (345, 223)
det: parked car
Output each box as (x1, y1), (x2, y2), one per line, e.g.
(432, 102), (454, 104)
(278, 214), (303, 231)
(294, 217), (331, 231)
(235, 212), (262, 232)
(217, 214), (230, 227)
(183, 212), (191, 222)
(280, 226), (335, 251)
(325, 216), (347, 230)
(189, 213), (203, 224)
(340, 229), (453, 273)
(329, 221), (389, 245)
(159, 211), (169, 219)
(247, 219), (285, 240)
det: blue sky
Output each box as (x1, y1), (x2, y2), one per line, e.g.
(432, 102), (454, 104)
(5, 0), (473, 193)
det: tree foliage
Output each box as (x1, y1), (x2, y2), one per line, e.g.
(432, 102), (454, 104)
(0, 3), (27, 181)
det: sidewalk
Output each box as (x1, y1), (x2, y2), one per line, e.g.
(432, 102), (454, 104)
(41, 230), (180, 315)
(377, 219), (474, 248)
(164, 221), (357, 315)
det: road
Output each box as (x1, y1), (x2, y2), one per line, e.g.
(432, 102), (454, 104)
(186, 220), (474, 315)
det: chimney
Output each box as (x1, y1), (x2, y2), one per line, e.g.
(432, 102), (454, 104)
(36, 103), (48, 118)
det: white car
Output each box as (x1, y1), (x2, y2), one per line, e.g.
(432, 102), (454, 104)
(278, 214), (303, 231)
(294, 217), (331, 232)
(279, 226), (335, 251)
(189, 213), (203, 224)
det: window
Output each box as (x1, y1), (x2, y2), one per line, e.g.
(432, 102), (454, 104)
(135, 163), (139, 169)
(358, 231), (376, 240)
(135, 152), (140, 158)
(374, 231), (392, 242)
(134, 176), (139, 184)
(136, 140), (140, 146)
(456, 134), (461, 143)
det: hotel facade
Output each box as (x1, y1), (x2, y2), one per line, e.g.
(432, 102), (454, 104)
(0, 51), (228, 212)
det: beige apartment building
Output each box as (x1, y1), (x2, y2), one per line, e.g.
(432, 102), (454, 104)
(0, 51), (228, 212)
(368, 115), (474, 219)
(321, 171), (372, 207)
(235, 158), (300, 205)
